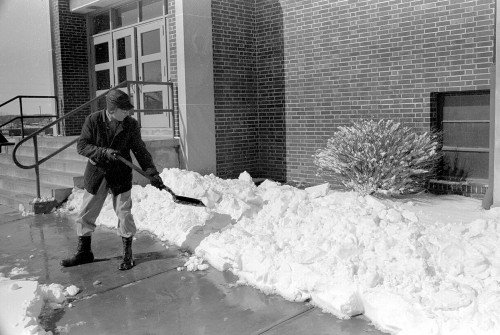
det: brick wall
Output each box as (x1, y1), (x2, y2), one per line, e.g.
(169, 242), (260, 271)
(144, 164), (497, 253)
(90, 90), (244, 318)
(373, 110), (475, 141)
(212, 0), (259, 179)
(254, 0), (495, 185)
(50, 0), (90, 136)
(49, 0), (495, 184)
(255, 0), (287, 182)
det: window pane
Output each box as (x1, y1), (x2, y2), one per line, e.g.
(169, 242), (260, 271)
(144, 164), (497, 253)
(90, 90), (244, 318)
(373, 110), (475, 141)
(144, 91), (163, 113)
(116, 36), (132, 60)
(442, 151), (489, 180)
(442, 94), (489, 121)
(143, 61), (161, 81)
(141, 29), (160, 56)
(96, 70), (110, 90)
(438, 92), (490, 182)
(141, 0), (163, 21)
(118, 65), (133, 83)
(93, 12), (110, 35)
(114, 3), (138, 28)
(94, 42), (109, 64)
(442, 122), (489, 148)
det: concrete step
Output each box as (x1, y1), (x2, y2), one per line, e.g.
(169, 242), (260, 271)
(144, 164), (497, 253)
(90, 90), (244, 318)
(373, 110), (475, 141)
(0, 136), (84, 161)
(0, 136), (83, 213)
(0, 188), (35, 212)
(11, 144), (85, 162)
(0, 161), (79, 187)
(2, 135), (79, 148)
(0, 188), (60, 214)
(141, 127), (174, 137)
(1, 153), (85, 175)
(6, 133), (173, 148)
(22, 135), (79, 149)
(0, 175), (72, 203)
(0, 137), (19, 155)
(0, 135), (180, 213)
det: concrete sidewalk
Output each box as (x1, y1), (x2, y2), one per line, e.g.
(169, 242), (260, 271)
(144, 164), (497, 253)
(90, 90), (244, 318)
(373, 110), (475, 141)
(0, 204), (385, 335)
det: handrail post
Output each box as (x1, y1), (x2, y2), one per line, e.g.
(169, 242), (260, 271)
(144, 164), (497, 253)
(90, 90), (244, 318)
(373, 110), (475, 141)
(33, 136), (41, 199)
(19, 97), (25, 138)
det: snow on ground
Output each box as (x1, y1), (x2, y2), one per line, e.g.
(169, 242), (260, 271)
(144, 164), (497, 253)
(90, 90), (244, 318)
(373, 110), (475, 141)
(7, 167), (500, 335)
(0, 273), (79, 335)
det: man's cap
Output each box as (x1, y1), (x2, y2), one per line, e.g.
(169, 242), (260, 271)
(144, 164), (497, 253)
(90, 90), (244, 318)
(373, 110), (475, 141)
(106, 90), (134, 110)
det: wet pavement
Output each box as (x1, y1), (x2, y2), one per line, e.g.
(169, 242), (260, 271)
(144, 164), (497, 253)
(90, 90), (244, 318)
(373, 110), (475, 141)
(0, 204), (386, 335)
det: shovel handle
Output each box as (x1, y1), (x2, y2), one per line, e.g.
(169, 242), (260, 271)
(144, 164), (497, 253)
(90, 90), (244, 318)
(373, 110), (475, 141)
(115, 155), (176, 198)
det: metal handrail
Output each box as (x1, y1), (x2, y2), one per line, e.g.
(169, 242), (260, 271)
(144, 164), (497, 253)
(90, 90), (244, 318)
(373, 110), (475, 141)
(11, 80), (175, 199)
(0, 95), (59, 138)
(0, 95), (57, 108)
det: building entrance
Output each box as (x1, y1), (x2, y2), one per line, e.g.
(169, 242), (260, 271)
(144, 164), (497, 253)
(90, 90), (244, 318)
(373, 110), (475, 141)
(89, 0), (170, 131)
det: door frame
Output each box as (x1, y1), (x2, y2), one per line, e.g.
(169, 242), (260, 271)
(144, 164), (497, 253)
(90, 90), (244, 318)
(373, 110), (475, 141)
(136, 19), (170, 128)
(90, 33), (113, 110)
(90, 18), (171, 128)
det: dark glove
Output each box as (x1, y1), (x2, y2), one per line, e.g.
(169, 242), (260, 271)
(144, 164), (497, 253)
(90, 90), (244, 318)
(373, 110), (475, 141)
(104, 148), (119, 161)
(150, 174), (165, 190)
(145, 168), (165, 190)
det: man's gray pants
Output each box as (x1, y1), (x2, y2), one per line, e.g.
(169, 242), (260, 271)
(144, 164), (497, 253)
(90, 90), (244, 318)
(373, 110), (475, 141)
(76, 179), (136, 238)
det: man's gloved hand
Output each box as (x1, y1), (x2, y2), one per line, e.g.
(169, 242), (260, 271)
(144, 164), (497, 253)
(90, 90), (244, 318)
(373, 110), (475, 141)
(151, 175), (165, 190)
(104, 148), (119, 161)
(145, 168), (165, 190)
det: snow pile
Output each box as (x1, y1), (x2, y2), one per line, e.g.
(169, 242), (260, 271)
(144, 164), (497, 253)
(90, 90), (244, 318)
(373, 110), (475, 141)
(198, 180), (500, 335)
(63, 168), (500, 335)
(0, 275), (79, 335)
(63, 168), (263, 245)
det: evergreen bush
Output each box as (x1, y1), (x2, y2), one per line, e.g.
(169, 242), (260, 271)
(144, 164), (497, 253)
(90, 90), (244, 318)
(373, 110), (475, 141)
(313, 119), (441, 195)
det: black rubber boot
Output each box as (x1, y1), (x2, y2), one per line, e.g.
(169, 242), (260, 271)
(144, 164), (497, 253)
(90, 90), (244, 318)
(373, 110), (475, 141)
(60, 236), (94, 267)
(118, 236), (135, 271)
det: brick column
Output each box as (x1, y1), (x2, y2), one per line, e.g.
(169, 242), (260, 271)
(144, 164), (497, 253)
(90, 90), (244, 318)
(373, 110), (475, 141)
(50, 0), (90, 136)
(483, 3), (500, 209)
(491, 4), (500, 207)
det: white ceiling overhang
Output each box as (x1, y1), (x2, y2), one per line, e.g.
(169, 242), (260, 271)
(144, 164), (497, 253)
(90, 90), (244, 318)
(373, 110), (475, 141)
(70, 0), (129, 14)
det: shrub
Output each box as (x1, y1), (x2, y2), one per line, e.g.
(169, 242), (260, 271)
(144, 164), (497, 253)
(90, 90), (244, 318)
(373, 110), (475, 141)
(313, 119), (441, 195)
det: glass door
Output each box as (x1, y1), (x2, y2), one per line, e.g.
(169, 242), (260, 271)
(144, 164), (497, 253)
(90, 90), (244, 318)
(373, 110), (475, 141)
(136, 20), (169, 129)
(112, 27), (138, 116)
(91, 34), (113, 110)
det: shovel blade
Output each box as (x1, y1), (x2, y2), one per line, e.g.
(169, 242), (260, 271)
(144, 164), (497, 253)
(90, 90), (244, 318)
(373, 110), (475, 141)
(175, 195), (205, 207)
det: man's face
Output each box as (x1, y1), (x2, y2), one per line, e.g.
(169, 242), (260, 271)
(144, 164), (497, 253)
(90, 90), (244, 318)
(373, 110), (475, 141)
(110, 108), (130, 122)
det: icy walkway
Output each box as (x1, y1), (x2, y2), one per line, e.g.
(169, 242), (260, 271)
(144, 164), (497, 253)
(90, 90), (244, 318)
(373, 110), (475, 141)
(0, 204), (383, 335)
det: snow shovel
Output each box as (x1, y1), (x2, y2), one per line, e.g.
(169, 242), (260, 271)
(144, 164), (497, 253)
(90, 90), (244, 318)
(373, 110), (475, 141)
(116, 155), (205, 207)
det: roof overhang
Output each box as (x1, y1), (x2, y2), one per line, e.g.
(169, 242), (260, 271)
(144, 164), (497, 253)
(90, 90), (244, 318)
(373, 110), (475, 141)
(70, 0), (126, 14)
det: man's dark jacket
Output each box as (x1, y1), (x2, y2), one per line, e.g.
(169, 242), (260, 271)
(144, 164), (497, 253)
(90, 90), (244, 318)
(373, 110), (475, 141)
(77, 110), (157, 195)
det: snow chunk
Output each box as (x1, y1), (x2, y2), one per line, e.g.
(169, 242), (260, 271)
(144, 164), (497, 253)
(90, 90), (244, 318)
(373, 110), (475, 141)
(238, 171), (253, 182)
(184, 256), (209, 271)
(64, 285), (80, 297)
(305, 183), (329, 199)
